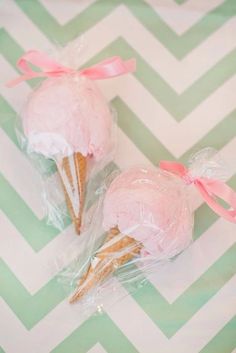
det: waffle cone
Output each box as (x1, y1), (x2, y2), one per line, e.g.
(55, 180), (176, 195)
(70, 227), (141, 303)
(57, 152), (87, 235)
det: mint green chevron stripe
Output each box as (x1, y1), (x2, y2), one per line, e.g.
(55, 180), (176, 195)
(15, 0), (120, 48)
(0, 259), (66, 329)
(15, 0), (236, 59)
(0, 96), (18, 146)
(2, 30), (236, 121)
(114, 98), (236, 164)
(129, 243), (236, 338)
(0, 94), (58, 179)
(1, 243), (235, 332)
(51, 314), (138, 353)
(0, 29), (41, 89)
(84, 39), (236, 121)
(0, 29), (24, 69)
(0, 159), (116, 252)
(51, 316), (236, 353)
(175, 0), (188, 4)
(0, 173), (63, 251)
(127, 0), (236, 59)
(0, 347), (5, 353)
(199, 316), (236, 353)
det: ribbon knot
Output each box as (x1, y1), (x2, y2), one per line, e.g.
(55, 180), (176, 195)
(160, 160), (236, 224)
(182, 172), (194, 186)
(6, 50), (136, 87)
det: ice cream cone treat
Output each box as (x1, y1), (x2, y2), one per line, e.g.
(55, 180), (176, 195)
(7, 49), (136, 234)
(69, 227), (142, 303)
(71, 149), (236, 301)
(22, 74), (113, 234)
(70, 166), (193, 302)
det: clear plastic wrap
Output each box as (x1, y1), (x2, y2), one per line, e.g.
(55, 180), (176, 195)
(9, 40), (136, 234)
(15, 77), (117, 234)
(57, 147), (235, 314)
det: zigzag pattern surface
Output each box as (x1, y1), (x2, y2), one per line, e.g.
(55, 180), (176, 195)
(0, 1), (236, 352)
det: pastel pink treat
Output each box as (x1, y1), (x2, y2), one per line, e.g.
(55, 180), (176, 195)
(22, 75), (113, 234)
(102, 166), (193, 259)
(70, 165), (193, 302)
(70, 149), (236, 302)
(22, 75), (113, 160)
(8, 49), (136, 235)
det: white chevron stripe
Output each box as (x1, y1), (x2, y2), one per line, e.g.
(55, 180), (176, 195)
(1, 139), (235, 297)
(0, 57), (31, 113)
(1, 0), (52, 51)
(115, 129), (152, 170)
(39, 0), (97, 25)
(145, 0), (224, 35)
(100, 75), (236, 158)
(76, 6), (236, 93)
(107, 282), (167, 351)
(0, 128), (45, 219)
(3, 50), (236, 159)
(0, 212), (76, 294)
(1, 276), (235, 353)
(108, 276), (236, 353)
(0, 123), (66, 220)
(2, 5), (236, 93)
(38, 0), (224, 35)
(0, 298), (86, 353)
(87, 344), (107, 353)
(148, 217), (236, 303)
(168, 276), (236, 353)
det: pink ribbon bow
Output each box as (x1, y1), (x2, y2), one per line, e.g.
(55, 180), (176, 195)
(159, 160), (236, 223)
(6, 50), (136, 87)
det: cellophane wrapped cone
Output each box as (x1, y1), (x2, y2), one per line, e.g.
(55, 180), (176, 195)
(56, 147), (232, 317)
(15, 40), (117, 233)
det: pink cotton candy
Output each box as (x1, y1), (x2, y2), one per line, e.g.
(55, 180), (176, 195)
(22, 75), (113, 160)
(103, 166), (193, 259)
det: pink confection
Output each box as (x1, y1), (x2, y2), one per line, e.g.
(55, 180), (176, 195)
(103, 166), (193, 259)
(22, 75), (113, 160)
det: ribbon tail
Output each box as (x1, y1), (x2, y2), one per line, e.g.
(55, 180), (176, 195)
(195, 180), (236, 223)
(6, 76), (28, 88)
(6, 72), (50, 87)
(79, 56), (136, 80)
(121, 58), (136, 74)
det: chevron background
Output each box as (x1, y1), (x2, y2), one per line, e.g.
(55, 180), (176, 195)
(0, 0), (236, 352)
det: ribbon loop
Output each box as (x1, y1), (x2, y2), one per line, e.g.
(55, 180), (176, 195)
(160, 160), (236, 223)
(18, 50), (69, 73)
(79, 56), (136, 80)
(6, 50), (136, 87)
